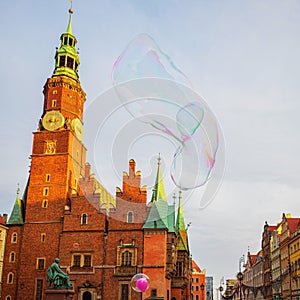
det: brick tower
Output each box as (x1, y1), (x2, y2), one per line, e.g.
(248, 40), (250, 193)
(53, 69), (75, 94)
(2, 8), (87, 299)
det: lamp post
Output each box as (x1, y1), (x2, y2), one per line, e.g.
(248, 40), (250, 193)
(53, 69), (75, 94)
(237, 255), (245, 300)
(219, 285), (223, 300)
(237, 272), (243, 300)
(201, 283), (205, 300)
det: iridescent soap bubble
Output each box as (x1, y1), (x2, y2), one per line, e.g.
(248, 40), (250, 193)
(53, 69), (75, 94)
(131, 273), (150, 292)
(112, 33), (191, 87)
(108, 33), (224, 204)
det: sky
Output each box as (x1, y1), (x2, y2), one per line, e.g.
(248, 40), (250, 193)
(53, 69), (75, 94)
(1, 0), (300, 295)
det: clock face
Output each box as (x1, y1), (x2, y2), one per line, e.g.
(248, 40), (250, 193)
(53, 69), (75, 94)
(71, 118), (84, 141)
(42, 110), (65, 131)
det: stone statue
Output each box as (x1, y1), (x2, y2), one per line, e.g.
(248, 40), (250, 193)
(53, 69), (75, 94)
(47, 258), (73, 289)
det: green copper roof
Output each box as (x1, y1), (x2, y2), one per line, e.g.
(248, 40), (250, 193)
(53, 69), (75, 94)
(7, 187), (24, 225)
(66, 10), (73, 34)
(150, 155), (166, 202)
(52, 9), (80, 82)
(143, 156), (177, 232)
(167, 204), (175, 232)
(176, 191), (189, 251)
(143, 198), (169, 229)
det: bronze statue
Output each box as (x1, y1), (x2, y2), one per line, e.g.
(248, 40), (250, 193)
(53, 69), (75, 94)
(47, 258), (73, 289)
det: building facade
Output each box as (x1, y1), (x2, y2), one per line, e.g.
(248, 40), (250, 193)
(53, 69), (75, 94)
(191, 261), (206, 300)
(1, 8), (192, 300)
(0, 214), (8, 298)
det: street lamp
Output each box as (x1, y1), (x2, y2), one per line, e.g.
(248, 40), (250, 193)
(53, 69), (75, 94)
(201, 283), (205, 300)
(237, 272), (243, 300)
(219, 285), (223, 299)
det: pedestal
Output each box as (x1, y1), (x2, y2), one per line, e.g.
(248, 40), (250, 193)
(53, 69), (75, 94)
(45, 288), (75, 300)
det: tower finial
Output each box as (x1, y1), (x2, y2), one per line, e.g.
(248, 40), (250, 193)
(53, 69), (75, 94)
(157, 153), (161, 165)
(16, 183), (20, 196)
(68, 0), (73, 13)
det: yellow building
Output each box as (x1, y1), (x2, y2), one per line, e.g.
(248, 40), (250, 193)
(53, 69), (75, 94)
(289, 225), (300, 300)
(0, 214), (8, 298)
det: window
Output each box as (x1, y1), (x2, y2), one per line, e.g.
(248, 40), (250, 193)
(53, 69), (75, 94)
(196, 296), (199, 300)
(11, 233), (17, 243)
(196, 286), (199, 291)
(81, 213), (88, 225)
(37, 258), (45, 270)
(42, 200), (48, 208)
(52, 90), (57, 95)
(68, 38), (74, 46)
(196, 278), (199, 283)
(151, 289), (157, 297)
(63, 37), (68, 45)
(59, 55), (66, 67)
(41, 233), (46, 243)
(177, 262), (183, 277)
(52, 99), (56, 107)
(7, 272), (14, 284)
(121, 251), (132, 266)
(46, 174), (51, 182)
(73, 255), (81, 267)
(67, 56), (74, 69)
(43, 187), (49, 196)
(6, 296), (11, 300)
(9, 252), (15, 262)
(127, 211), (133, 223)
(84, 255), (91, 267)
(35, 279), (43, 300)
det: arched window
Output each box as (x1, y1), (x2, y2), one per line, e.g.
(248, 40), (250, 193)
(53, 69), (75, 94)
(127, 211), (133, 223)
(6, 296), (11, 300)
(7, 272), (14, 284)
(81, 213), (87, 225)
(11, 233), (17, 243)
(121, 251), (132, 266)
(9, 252), (15, 262)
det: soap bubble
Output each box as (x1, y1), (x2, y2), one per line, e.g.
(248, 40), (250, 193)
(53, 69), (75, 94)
(111, 33), (222, 193)
(131, 273), (150, 292)
(83, 34), (225, 216)
(112, 33), (191, 88)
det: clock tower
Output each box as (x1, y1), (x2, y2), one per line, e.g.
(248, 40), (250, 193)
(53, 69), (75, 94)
(27, 8), (86, 223)
(2, 8), (87, 299)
